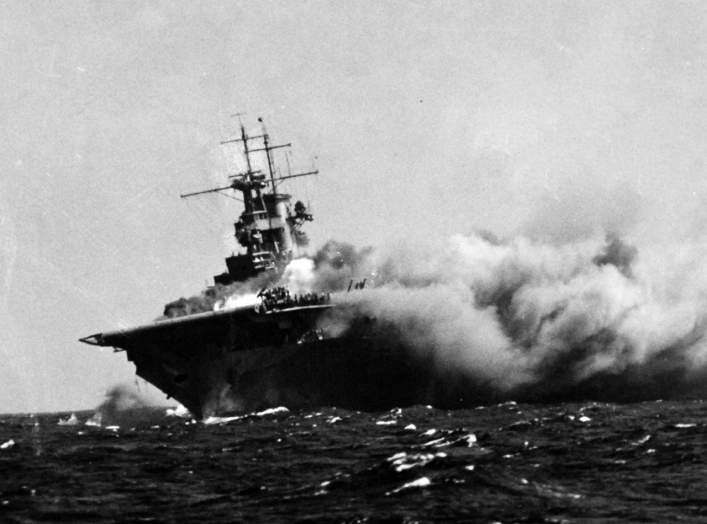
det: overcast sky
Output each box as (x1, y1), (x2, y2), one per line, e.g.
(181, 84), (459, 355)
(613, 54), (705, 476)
(2, 1), (707, 413)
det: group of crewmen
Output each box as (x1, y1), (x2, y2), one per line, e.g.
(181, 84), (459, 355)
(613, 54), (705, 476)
(256, 286), (331, 312)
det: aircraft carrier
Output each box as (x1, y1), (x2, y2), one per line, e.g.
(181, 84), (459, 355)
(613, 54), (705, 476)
(80, 117), (468, 418)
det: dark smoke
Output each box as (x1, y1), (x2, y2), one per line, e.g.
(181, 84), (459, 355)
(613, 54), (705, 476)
(592, 232), (637, 277)
(161, 231), (707, 403)
(90, 384), (167, 427)
(322, 232), (707, 402)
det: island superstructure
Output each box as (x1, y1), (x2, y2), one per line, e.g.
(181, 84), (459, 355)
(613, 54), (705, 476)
(79, 118), (446, 417)
(180, 117), (317, 285)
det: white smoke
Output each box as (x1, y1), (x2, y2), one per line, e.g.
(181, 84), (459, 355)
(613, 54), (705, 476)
(89, 383), (168, 427)
(322, 232), (707, 398)
(210, 259), (318, 312)
(208, 230), (707, 399)
(280, 257), (316, 294)
(214, 292), (259, 311)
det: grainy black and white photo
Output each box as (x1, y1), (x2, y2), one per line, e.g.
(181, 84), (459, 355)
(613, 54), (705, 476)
(1, 1), (707, 522)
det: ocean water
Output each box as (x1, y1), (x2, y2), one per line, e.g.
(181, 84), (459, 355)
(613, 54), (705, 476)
(1, 401), (706, 523)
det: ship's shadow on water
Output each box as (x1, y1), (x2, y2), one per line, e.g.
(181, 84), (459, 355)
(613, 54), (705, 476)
(1, 400), (706, 522)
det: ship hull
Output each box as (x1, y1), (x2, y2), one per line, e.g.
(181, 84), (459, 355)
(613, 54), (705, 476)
(131, 336), (435, 418)
(81, 303), (501, 418)
(82, 301), (697, 416)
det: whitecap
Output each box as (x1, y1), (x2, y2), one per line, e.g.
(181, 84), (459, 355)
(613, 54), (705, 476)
(388, 453), (436, 472)
(0, 439), (15, 450)
(423, 432), (476, 449)
(84, 414), (102, 427)
(165, 404), (191, 418)
(203, 406), (290, 424)
(508, 420), (532, 429)
(633, 435), (651, 446)
(674, 423), (696, 428)
(57, 413), (79, 426)
(202, 415), (242, 425)
(255, 406), (289, 417)
(387, 476), (432, 495)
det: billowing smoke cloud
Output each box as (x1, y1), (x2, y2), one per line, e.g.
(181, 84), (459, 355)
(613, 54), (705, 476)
(310, 240), (376, 291)
(88, 383), (168, 427)
(162, 231), (707, 402)
(320, 232), (707, 401)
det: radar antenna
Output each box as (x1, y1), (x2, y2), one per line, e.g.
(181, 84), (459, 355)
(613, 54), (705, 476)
(180, 115), (319, 285)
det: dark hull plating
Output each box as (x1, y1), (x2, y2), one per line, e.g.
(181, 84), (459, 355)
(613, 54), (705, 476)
(133, 336), (434, 418)
(84, 300), (699, 417)
(84, 304), (481, 418)
(84, 298), (515, 417)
